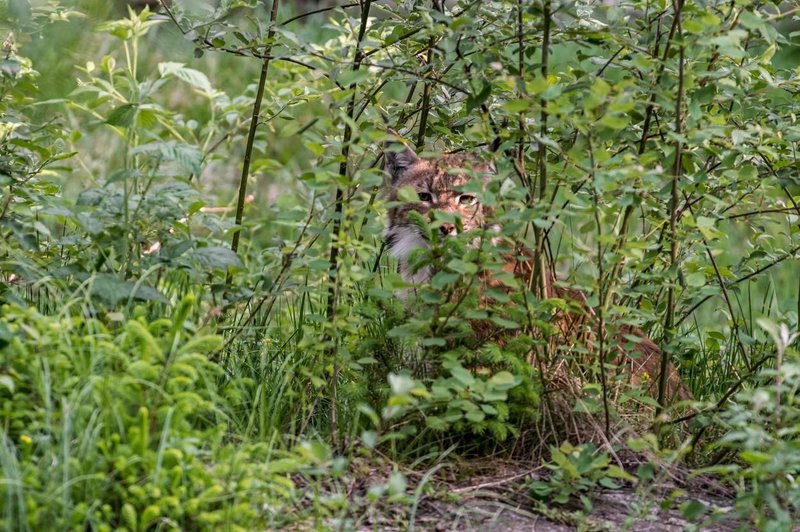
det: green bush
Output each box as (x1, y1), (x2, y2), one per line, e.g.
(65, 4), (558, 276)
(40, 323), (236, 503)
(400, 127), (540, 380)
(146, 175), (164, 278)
(0, 298), (308, 530)
(702, 321), (800, 530)
(529, 442), (634, 511)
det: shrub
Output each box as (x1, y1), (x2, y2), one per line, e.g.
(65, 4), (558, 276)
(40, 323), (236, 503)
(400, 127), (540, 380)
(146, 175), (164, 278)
(0, 298), (314, 530)
(702, 321), (800, 529)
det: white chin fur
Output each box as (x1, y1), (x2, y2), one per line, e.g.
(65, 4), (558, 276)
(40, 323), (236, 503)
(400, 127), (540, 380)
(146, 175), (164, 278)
(386, 225), (432, 284)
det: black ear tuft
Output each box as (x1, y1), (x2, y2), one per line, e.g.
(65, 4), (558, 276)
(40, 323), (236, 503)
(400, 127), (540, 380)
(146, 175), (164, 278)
(384, 129), (419, 184)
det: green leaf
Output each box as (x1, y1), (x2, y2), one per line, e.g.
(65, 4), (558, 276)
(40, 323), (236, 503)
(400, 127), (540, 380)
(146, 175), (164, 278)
(488, 371), (518, 389)
(0, 375), (14, 393)
(738, 164), (757, 180)
(503, 99), (530, 112)
(598, 477), (620, 489)
(130, 142), (203, 176)
(446, 259), (477, 275)
(105, 103), (138, 127)
(600, 113), (629, 130)
(186, 246), (244, 272)
(466, 81), (491, 113)
(606, 465), (636, 483)
(740, 450), (772, 465)
(489, 316), (520, 329)
(450, 365), (475, 387)
(396, 186), (420, 203)
(388, 373), (416, 395)
(431, 272), (461, 291)
(90, 274), (167, 306)
(265, 458), (303, 474)
(0, 322), (12, 350)
(465, 409), (485, 422)
(738, 11), (764, 31)
(695, 216), (719, 240)
(586, 78), (610, 108)
(106, 168), (141, 183)
(421, 337), (446, 347)
(529, 480), (553, 498)
(685, 272), (705, 287)
(176, 335), (223, 357)
(158, 62), (213, 93)
(338, 68), (370, 87)
(361, 430), (377, 449)
(387, 472), (407, 496)
(426, 416), (448, 431)
(680, 499), (707, 521)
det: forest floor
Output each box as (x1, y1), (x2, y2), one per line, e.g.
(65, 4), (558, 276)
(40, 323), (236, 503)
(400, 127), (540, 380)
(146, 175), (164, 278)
(420, 464), (738, 531)
(301, 458), (741, 531)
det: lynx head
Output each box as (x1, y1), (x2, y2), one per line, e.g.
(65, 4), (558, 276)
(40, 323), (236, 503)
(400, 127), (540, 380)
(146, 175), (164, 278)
(383, 131), (496, 283)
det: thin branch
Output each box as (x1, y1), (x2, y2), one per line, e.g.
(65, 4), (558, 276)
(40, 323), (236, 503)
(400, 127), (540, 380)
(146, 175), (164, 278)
(416, 0), (444, 148)
(766, 5), (800, 21)
(600, 11), (667, 310)
(589, 136), (611, 437)
(658, 0), (684, 412)
(726, 207), (798, 220)
(304, 52), (469, 95)
(279, 2), (359, 26)
(531, 0), (552, 302)
(159, 0), (317, 71)
(665, 353), (774, 426)
(230, 0), (281, 255)
(676, 243), (800, 327)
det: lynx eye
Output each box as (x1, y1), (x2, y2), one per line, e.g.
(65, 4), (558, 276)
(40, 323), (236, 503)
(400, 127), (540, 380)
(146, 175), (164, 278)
(417, 192), (433, 202)
(458, 194), (477, 206)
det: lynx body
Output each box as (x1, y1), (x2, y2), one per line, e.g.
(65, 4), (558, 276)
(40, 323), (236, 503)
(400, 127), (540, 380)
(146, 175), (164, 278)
(383, 131), (692, 403)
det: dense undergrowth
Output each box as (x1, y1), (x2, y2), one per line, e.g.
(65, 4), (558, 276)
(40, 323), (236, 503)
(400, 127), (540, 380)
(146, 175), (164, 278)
(1, 0), (799, 529)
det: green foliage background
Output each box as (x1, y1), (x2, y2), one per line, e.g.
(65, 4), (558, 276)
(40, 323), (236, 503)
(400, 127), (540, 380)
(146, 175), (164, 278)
(1, 0), (799, 529)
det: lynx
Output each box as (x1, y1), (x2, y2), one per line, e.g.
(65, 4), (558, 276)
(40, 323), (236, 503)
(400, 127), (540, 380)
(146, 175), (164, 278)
(383, 131), (692, 403)
(384, 139), (495, 285)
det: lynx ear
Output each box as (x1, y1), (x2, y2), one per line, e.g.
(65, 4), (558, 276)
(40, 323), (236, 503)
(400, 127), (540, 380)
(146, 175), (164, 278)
(384, 129), (419, 184)
(469, 151), (496, 178)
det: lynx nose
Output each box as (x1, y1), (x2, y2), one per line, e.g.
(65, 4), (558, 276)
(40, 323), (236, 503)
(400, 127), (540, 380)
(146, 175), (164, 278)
(439, 223), (456, 237)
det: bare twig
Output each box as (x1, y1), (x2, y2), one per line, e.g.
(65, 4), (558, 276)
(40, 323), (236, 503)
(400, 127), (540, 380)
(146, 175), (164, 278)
(531, 0), (552, 301)
(726, 207), (798, 220)
(279, 2), (359, 26)
(658, 0), (684, 412)
(416, 0), (444, 148)
(230, 0), (281, 255)
(588, 136), (611, 437)
(451, 469), (539, 493)
(766, 5), (800, 21)
(215, 199), (319, 356)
